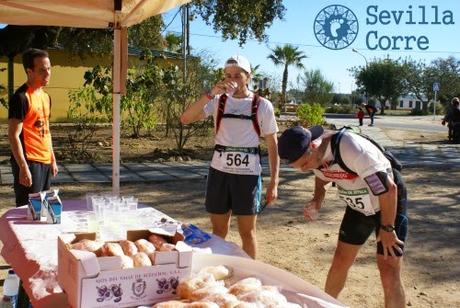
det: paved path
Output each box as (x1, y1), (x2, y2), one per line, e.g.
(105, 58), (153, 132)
(0, 119), (459, 185)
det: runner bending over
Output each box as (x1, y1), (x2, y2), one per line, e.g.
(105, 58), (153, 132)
(278, 125), (408, 308)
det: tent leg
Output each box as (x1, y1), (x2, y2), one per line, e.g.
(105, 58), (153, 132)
(112, 28), (121, 195)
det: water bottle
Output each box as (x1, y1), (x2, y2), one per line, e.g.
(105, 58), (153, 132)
(2, 270), (19, 308)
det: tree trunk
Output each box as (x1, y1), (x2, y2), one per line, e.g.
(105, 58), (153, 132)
(281, 64), (288, 109)
(7, 54), (14, 101)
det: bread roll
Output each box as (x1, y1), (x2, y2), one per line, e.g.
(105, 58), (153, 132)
(120, 255), (134, 269)
(198, 265), (232, 280)
(177, 274), (218, 300)
(237, 289), (288, 307)
(152, 300), (187, 307)
(189, 285), (228, 301)
(101, 242), (125, 257)
(228, 278), (262, 297)
(202, 293), (239, 308)
(184, 302), (219, 308)
(119, 240), (138, 256)
(70, 239), (104, 256)
(148, 234), (168, 249)
(135, 239), (156, 254)
(133, 252), (152, 267)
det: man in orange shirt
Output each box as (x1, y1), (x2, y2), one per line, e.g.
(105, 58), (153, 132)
(8, 48), (58, 206)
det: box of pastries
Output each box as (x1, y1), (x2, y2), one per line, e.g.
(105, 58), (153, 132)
(57, 229), (192, 308)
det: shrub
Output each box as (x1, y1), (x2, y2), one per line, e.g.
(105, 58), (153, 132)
(296, 103), (326, 126)
(326, 104), (355, 114)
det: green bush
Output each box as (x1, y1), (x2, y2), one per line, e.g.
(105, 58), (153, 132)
(296, 103), (326, 126)
(326, 104), (355, 114)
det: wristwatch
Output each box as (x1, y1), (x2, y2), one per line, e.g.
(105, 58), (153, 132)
(380, 224), (395, 232)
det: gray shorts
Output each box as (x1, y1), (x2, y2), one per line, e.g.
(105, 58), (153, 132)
(205, 167), (262, 215)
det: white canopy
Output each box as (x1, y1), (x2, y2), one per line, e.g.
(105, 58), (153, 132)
(0, 0), (188, 28)
(0, 0), (191, 193)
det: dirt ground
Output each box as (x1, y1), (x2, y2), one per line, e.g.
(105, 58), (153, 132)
(0, 125), (458, 307)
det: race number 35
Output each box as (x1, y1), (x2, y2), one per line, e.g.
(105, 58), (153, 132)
(343, 197), (365, 209)
(226, 153), (249, 167)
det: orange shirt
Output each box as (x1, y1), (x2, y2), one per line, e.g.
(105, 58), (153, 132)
(21, 88), (52, 164)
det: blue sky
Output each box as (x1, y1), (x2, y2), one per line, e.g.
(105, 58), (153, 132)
(163, 0), (460, 94)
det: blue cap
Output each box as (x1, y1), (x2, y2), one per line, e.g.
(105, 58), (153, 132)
(278, 125), (324, 163)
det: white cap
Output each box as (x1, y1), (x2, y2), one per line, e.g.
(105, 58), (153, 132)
(224, 55), (251, 74)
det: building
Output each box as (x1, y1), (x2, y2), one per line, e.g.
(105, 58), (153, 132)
(0, 48), (183, 121)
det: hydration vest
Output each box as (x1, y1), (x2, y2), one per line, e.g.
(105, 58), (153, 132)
(215, 93), (261, 136)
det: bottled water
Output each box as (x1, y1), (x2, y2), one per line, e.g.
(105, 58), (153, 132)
(1, 270), (19, 308)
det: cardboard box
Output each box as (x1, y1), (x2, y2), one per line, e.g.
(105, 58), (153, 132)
(58, 231), (192, 308)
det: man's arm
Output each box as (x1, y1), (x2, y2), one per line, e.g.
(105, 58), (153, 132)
(312, 176), (330, 206)
(8, 119), (32, 187)
(50, 137), (58, 176)
(264, 132), (279, 205)
(304, 176), (330, 220)
(377, 174), (404, 259)
(180, 94), (211, 124)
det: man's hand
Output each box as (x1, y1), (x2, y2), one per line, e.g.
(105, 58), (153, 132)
(51, 160), (59, 177)
(19, 166), (32, 187)
(265, 180), (278, 206)
(377, 230), (404, 260)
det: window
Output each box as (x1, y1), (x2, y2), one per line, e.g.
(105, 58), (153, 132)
(409, 101), (413, 108)
(400, 100), (403, 107)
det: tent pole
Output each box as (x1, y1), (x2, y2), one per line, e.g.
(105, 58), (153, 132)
(112, 27), (121, 195)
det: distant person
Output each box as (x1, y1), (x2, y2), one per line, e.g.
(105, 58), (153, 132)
(363, 103), (377, 126)
(180, 55), (279, 259)
(8, 48), (58, 207)
(442, 97), (460, 141)
(278, 125), (408, 308)
(357, 107), (365, 126)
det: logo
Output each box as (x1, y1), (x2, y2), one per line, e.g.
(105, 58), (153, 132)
(131, 278), (147, 299)
(314, 4), (359, 50)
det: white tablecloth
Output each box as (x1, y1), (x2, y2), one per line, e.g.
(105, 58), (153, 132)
(0, 200), (247, 307)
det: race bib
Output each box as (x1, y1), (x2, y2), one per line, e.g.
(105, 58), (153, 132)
(212, 150), (259, 175)
(337, 186), (375, 216)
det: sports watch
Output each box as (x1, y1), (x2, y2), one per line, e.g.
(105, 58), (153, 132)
(380, 224), (395, 232)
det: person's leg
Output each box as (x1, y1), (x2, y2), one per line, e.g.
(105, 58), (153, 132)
(326, 207), (376, 297)
(325, 241), (361, 297)
(236, 215), (257, 258)
(209, 212), (232, 239)
(205, 167), (232, 238)
(377, 255), (406, 308)
(11, 158), (29, 206)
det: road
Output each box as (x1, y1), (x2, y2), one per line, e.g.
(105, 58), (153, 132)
(281, 113), (447, 134)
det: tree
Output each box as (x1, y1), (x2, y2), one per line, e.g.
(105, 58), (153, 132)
(402, 56), (460, 113)
(57, 16), (164, 58)
(298, 69), (333, 105)
(354, 59), (407, 114)
(402, 59), (435, 113)
(164, 32), (182, 53)
(191, 0), (286, 46)
(0, 25), (58, 98)
(268, 44), (307, 108)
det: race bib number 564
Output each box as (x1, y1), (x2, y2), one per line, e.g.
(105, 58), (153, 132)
(212, 151), (258, 175)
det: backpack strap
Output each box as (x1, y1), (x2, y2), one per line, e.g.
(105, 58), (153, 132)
(215, 94), (227, 134)
(215, 93), (261, 136)
(251, 94), (261, 136)
(330, 127), (357, 175)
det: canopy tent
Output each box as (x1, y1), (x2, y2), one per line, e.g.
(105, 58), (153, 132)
(0, 0), (191, 194)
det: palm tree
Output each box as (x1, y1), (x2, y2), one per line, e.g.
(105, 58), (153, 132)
(268, 44), (307, 108)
